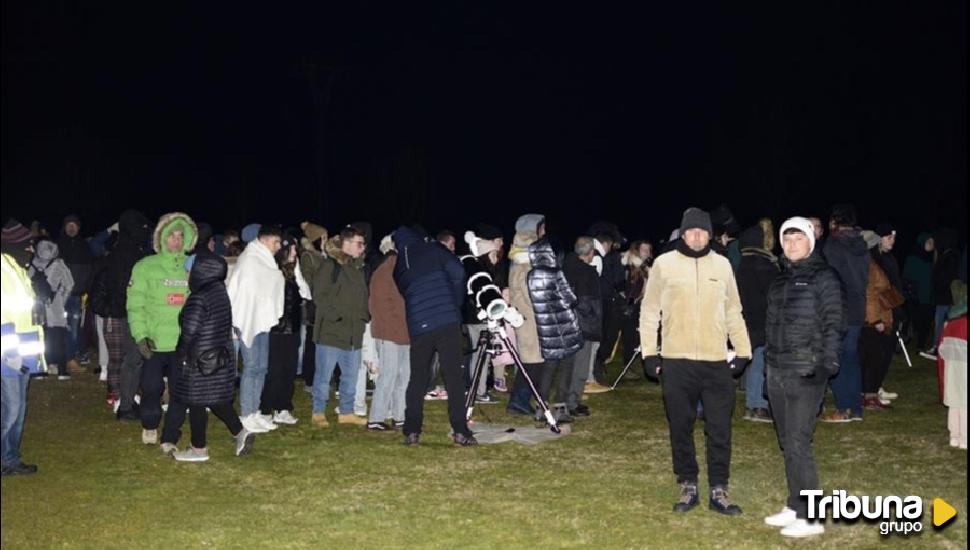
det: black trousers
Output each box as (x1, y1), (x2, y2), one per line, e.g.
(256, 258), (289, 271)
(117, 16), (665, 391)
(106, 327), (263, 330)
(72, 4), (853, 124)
(860, 327), (894, 394)
(661, 359), (735, 487)
(595, 302), (623, 372)
(161, 400), (242, 448)
(261, 333), (299, 414)
(404, 323), (470, 437)
(140, 351), (177, 430)
(912, 303), (935, 351)
(619, 314), (640, 367)
(300, 324), (316, 386)
(118, 330), (143, 413)
(767, 370), (827, 519)
(537, 355), (576, 404)
(43, 326), (68, 371)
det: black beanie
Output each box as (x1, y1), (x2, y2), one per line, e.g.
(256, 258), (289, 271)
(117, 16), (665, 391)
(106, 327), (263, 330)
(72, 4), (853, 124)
(680, 207), (713, 235)
(475, 223), (503, 240)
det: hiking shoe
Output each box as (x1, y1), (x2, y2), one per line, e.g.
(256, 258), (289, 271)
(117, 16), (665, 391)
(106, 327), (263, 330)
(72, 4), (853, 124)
(273, 410), (299, 425)
(781, 519), (825, 538)
(241, 414), (270, 433)
(493, 379), (509, 393)
(1, 462), (38, 476)
(173, 447), (209, 463)
(338, 413), (367, 426)
(820, 409), (854, 423)
(311, 413), (330, 428)
(367, 422), (392, 432)
(475, 393), (499, 404)
(403, 433), (420, 446)
(673, 482), (699, 512)
(709, 486), (742, 515)
(235, 428), (255, 456)
(764, 507), (798, 527)
(583, 381), (612, 394)
(160, 442), (178, 456)
(142, 429), (158, 445)
(750, 408), (773, 423)
(452, 432), (479, 447)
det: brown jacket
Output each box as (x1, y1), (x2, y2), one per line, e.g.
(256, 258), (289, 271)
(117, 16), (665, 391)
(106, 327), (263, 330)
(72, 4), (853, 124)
(640, 248), (752, 361)
(865, 257), (893, 328)
(509, 231), (542, 364)
(368, 254), (409, 345)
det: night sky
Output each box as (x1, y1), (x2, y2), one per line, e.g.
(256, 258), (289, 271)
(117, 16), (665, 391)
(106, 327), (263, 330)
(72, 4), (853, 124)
(2, 3), (966, 250)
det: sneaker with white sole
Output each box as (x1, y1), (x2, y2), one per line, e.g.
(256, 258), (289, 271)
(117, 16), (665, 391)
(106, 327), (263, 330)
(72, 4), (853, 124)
(235, 428), (255, 456)
(173, 447), (210, 463)
(241, 414), (270, 434)
(780, 519), (825, 538)
(273, 410), (299, 425)
(764, 507), (797, 527)
(142, 429), (158, 445)
(160, 442), (179, 456)
(877, 387), (898, 401)
(255, 414), (279, 431)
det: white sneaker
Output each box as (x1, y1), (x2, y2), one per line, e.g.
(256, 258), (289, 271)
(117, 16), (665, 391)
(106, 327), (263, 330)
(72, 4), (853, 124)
(950, 438), (960, 448)
(255, 414), (279, 431)
(273, 410), (299, 425)
(241, 414), (270, 434)
(173, 447), (210, 462)
(878, 388), (898, 401)
(160, 442), (178, 456)
(142, 429), (158, 445)
(99, 369), (108, 382)
(780, 519), (825, 538)
(764, 507), (798, 527)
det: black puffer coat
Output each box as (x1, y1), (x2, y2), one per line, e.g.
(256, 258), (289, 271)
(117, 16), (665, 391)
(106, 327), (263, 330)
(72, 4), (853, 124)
(527, 238), (583, 360)
(823, 229), (869, 325)
(736, 226), (780, 349)
(765, 253), (845, 377)
(172, 253), (235, 406)
(271, 276), (302, 335)
(89, 210), (151, 318)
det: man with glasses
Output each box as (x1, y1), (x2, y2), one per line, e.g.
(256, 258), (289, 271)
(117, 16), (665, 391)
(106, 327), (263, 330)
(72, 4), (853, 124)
(303, 226), (370, 428)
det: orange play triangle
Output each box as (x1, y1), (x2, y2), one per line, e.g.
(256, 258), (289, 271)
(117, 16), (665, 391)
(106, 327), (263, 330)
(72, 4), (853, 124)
(933, 498), (956, 527)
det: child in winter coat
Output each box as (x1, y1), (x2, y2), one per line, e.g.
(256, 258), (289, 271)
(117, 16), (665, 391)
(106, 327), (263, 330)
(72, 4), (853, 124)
(29, 240), (74, 378)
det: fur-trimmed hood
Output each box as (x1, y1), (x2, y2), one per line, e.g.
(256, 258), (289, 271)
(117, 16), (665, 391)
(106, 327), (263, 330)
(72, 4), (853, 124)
(323, 235), (364, 268)
(152, 212), (198, 255)
(621, 250), (643, 269)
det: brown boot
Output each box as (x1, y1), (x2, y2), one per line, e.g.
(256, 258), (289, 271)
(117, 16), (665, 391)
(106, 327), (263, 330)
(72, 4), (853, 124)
(312, 414), (330, 427)
(337, 413), (367, 426)
(66, 359), (83, 374)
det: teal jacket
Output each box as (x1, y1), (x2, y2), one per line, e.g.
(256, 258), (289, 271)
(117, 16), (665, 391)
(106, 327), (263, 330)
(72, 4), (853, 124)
(127, 212), (198, 352)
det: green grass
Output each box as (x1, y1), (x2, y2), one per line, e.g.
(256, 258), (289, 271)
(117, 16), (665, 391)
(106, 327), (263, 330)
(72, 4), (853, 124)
(2, 355), (966, 548)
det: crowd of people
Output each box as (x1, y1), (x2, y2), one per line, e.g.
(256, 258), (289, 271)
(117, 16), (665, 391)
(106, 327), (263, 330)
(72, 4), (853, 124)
(2, 203), (966, 539)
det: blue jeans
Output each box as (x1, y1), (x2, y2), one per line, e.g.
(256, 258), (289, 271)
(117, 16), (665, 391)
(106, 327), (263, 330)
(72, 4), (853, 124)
(1, 374), (30, 467)
(830, 326), (863, 415)
(239, 332), (270, 416)
(369, 340), (411, 423)
(312, 344), (361, 414)
(933, 305), (949, 349)
(745, 347), (768, 409)
(65, 295), (82, 359)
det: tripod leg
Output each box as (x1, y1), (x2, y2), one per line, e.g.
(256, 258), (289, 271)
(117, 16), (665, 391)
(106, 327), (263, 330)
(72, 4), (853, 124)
(499, 333), (560, 433)
(611, 350), (640, 390)
(465, 329), (491, 419)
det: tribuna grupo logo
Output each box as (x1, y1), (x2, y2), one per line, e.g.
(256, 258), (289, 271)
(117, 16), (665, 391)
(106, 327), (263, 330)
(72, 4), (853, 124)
(802, 490), (957, 536)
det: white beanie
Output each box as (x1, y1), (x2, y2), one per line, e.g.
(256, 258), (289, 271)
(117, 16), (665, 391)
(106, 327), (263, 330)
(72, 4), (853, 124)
(379, 234), (396, 255)
(779, 217), (816, 254)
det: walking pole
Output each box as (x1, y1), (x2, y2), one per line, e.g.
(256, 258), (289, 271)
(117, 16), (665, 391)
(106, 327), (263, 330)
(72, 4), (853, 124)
(611, 347), (641, 390)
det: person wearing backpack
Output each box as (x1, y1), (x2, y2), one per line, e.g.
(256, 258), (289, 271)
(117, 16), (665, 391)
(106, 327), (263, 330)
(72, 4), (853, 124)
(302, 226), (369, 428)
(29, 240), (74, 379)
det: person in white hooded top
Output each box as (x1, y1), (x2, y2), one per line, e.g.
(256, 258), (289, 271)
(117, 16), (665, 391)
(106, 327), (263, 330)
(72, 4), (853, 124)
(226, 225), (285, 434)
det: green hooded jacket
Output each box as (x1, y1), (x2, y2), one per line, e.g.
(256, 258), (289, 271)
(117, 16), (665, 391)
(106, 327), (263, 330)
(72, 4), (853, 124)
(303, 236), (369, 350)
(126, 212), (198, 352)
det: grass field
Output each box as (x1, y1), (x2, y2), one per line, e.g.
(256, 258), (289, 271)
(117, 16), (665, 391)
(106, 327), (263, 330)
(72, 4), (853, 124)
(1, 355), (966, 548)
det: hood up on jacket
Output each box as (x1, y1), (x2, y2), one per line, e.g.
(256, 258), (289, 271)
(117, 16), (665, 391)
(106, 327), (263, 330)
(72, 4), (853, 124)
(324, 235), (364, 268)
(152, 212), (198, 255)
(31, 240), (60, 269)
(189, 253), (227, 292)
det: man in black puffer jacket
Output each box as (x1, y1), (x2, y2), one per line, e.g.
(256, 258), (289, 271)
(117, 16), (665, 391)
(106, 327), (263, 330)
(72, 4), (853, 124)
(763, 217), (844, 537)
(393, 225), (475, 446)
(528, 236), (583, 418)
(89, 209), (151, 419)
(161, 253), (254, 461)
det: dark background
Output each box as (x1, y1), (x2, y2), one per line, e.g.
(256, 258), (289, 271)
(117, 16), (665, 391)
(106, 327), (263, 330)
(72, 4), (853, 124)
(2, 3), (966, 251)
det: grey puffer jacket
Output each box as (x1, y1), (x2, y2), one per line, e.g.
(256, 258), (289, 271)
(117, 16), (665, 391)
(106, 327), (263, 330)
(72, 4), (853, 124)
(527, 238), (583, 360)
(30, 240), (75, 328)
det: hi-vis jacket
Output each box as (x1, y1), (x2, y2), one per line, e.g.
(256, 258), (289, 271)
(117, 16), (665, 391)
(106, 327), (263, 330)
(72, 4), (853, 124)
(2, 253), (45, 375)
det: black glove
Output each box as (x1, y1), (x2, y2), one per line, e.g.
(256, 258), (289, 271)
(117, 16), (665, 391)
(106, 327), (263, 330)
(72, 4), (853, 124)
(137, 338), (156, 360)
(643, 355), (662, 383)
(729, 357), (750, 378)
